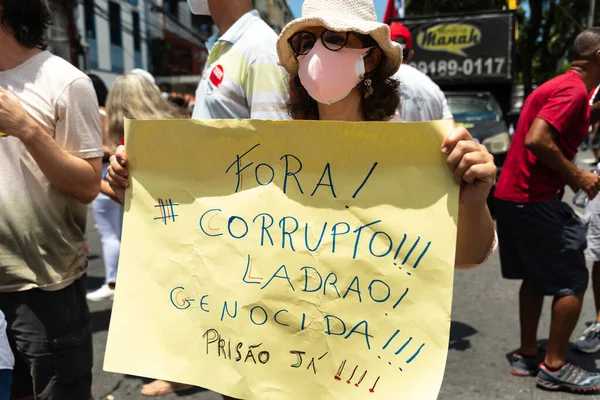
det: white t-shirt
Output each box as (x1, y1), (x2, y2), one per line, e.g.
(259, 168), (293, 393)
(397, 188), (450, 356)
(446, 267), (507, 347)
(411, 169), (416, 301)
(0, 51), (103, 292)
(394, 64), (453, 122)
(0, 311), (14, 370)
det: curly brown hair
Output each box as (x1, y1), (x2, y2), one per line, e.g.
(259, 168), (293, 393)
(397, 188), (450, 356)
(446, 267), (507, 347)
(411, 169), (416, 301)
(287, 51), (400, 121)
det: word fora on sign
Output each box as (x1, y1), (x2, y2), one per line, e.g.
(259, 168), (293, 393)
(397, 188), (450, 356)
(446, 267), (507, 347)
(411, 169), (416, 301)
(225, 143), (378, 199)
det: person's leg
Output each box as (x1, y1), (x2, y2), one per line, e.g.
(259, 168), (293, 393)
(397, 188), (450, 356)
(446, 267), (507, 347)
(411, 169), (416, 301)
(0, 369), (12, 400)
(544, 293), (585, 368)
(92, 194), (122, 285)
(0, 293), (34, 400)
(140, 380), (193, 396)
(574, 210), (600, 353)
(573, 259), (600, 353)
(101, 195), (123, 285)
(534, 202), (600, 392)
(495, 199), (542, 373)
(4, 277), (93, 400)
(593, 261), (600, 321)
(519, 279), (545, 357)
(543, 203), (588, 369)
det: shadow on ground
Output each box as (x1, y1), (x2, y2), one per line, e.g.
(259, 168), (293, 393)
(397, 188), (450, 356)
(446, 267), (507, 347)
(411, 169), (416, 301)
(449, 321), (478, 351)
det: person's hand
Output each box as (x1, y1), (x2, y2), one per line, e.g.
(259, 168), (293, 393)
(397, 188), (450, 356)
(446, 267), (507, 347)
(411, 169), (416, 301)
(106, 145), (129, 204)
(442, 127), (496, 208)
(0, 86), (37, 140)
(571, 169), (600, 200)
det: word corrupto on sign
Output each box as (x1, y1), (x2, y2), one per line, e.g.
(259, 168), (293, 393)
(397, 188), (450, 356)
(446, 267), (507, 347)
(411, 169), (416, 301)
(199, 209), (432, 267)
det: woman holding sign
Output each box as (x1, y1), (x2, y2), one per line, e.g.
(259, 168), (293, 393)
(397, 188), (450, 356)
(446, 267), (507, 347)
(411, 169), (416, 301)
(108, 0), (495, 270)
(107, 0), (495, 397)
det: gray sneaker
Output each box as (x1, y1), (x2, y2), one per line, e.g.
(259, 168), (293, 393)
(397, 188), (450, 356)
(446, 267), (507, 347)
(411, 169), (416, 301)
(575, 323), (600, 354)
(537, 363), (600, 393)
(511, 352), (542, 376)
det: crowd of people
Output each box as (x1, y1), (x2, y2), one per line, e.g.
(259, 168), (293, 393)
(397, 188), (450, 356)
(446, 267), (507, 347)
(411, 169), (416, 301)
(0, 0), (599, 398)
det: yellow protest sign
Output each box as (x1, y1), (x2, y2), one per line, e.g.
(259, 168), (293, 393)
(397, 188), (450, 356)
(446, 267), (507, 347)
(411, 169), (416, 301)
(104, 119), (459, 400)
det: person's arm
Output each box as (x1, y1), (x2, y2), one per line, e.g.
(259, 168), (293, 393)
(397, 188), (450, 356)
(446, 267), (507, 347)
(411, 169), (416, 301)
(525, 118), (600, 198)
(591, 101), (600, 125)
(456, 199), (495, 269)
(107, 145), (128, 205)
(590, 121), (600, 146)
(442, 128), (496, 268)
(100, 180), (121, 203)
(0, 85), (102, 204)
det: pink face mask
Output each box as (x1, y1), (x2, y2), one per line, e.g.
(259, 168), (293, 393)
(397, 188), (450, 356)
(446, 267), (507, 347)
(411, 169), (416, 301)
(298, 40), (372, 105)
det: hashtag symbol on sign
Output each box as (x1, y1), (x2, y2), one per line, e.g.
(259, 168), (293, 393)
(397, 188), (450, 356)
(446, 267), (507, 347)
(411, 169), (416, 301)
(154, 198), (179, 225)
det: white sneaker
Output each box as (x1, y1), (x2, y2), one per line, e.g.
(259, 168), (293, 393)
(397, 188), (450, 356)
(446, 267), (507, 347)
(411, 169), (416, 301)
(575, 322), (600, 354)
(86, 284), (115, 302)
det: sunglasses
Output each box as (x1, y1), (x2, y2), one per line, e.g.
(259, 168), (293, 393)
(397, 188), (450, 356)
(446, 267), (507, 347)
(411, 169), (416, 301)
(288, 29), (377, 55)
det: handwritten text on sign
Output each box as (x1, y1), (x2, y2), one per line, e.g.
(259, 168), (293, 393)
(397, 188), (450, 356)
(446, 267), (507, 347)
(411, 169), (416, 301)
(104, 119), (458, 400)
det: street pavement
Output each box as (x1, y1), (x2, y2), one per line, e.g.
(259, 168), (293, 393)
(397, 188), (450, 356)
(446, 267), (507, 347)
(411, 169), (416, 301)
(86, 151), (600, 400)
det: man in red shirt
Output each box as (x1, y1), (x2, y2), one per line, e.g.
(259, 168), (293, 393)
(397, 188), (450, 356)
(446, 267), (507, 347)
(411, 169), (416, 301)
(495, 28), (600, 393)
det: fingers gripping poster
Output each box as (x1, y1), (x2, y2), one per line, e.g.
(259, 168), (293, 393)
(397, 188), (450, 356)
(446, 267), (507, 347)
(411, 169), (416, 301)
(104, 119), (459, 400)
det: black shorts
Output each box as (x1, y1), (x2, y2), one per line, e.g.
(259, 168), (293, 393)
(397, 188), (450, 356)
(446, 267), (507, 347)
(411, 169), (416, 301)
(495, 198), (588, 296)
(0, 276), (93, 400)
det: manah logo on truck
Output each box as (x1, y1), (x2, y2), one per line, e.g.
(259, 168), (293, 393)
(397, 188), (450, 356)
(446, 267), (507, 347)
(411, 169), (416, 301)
(416, 23), (481, 57)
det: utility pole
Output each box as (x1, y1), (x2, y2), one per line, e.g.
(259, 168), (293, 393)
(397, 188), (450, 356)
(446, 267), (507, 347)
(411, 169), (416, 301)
(590, 0), (597, 28)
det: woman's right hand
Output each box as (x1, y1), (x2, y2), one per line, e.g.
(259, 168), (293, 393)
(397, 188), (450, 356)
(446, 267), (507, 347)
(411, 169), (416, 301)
(107, 145), (129, 204)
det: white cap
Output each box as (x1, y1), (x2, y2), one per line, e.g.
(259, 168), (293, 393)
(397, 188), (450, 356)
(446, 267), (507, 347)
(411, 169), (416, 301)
(130, 69), (156, 84)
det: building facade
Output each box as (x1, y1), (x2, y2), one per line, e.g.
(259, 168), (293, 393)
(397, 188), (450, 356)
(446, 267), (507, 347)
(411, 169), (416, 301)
(80, 0), (151, 88)
(47, 0), (292, 91)
(254, 0), (294, 33)
(48, 0), (207, 89)
(149, 0), (211, 92)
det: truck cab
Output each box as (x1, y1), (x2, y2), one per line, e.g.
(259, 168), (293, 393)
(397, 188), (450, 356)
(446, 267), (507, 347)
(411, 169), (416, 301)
(445, 91), (510, 175)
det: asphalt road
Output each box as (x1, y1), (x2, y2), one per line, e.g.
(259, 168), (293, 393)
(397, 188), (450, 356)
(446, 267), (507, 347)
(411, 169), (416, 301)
(86, 151), (600, 400)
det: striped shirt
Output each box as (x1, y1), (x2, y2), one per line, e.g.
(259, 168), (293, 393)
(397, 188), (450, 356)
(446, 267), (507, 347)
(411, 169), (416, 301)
(192, 10), (290, 120)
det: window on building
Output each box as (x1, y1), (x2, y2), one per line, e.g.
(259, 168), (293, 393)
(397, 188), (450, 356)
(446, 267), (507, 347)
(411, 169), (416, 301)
(164, 0), (179, 18)
(84, 0), (95, 38)
(109, 1), (122, 46)
(132, 11), (141, 51)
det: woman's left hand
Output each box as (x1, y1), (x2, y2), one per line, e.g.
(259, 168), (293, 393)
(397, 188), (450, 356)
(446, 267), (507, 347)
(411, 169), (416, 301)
(442, 127), (496, 208)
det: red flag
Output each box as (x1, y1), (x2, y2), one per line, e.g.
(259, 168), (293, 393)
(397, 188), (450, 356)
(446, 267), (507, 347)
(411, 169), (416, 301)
(383, 0), (397, 24)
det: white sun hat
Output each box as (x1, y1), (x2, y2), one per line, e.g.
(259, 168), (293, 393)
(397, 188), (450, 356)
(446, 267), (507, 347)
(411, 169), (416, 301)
(276, 0), (403, 79)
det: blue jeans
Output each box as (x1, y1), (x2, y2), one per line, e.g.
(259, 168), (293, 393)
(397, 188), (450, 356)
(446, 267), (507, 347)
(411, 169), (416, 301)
(92, 192), (123, 284)
(0, 369), (12, 400)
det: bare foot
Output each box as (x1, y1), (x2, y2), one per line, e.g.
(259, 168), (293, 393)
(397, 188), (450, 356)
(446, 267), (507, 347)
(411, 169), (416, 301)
(140, 380), (193, 396)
